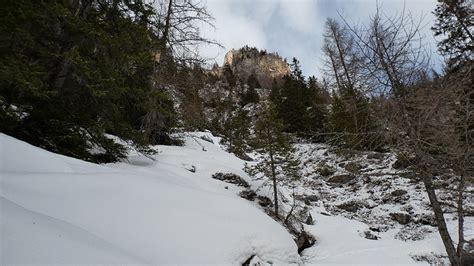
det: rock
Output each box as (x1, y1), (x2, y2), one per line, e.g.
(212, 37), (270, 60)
(327, 174), (355, 184)
(392, 155), (418, 169)
(236, 152), (254, 162)
(223, 47), (290, 89)
(400, 171), (417, 180)
(305, 213), (314, 225)
(185, 165), (196, 173)
(337, 201), (363, 213)
(199, 135), (214, 144)
(318, 166), (335, 177)
(239, 189), (257, 201)
(304, 194), (319, 202)
(212, 172), (250, 188)
(242, 254), (264, 266)
(415, 214), (437, 226)
(392, 159), (407, 169)
(345, 162), (362, 174)
(363, 230), (379, 240)
(296, 231), (316, 254)
(391, 189), (408, 197)
(463, 239), (474, 266)
(296, 194), (319, 205)
(256, 196), (273, 207)
(369, 227), (381, 232)
(367, 153), (386, 160)
(390, 212), (411, 225)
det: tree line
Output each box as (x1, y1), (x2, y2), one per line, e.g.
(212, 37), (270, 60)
(0, 0), (217, 162)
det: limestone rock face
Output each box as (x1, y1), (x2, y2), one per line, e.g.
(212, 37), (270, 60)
(223, 47), (290, 89)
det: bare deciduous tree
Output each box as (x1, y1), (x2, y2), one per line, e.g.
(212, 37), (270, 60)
(155, 0), (222, 65)
(142, 0), (222, 141)
(334, 3), (472, 264)
(341, 5), (430, 97)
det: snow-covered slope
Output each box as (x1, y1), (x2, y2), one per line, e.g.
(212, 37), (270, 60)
(0, 133), (300, 264)
(2, 132), (472, 265)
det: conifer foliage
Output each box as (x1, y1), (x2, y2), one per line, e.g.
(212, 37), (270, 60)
(245, 102), (300, 219)
(0, 1), (174, 162)
(271, 58), (329, 137)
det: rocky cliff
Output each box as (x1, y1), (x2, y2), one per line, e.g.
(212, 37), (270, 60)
(221, 46), (290, 89)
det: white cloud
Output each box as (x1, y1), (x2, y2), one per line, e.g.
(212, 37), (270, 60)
(278, 0), (320, 33)
(199, 0), (270, 64)
(198, 0), (440, 76)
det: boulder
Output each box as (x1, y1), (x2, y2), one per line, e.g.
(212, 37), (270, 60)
(239, 189), (257, 201)
(256, 195), (273, 207)
(390, 212), (411, 225)
(318, 166), (335, 177)
(304, 194), (319, 202)
(212, 172), (250, 188)
(327, 174), (355, 184)
(391, 189), (408, 197)
(415, 214), (437, 226)
(363, 230), (379, 240)
(367, 153), (386, 160)
(345, 162), (362, 174)
(305, 213), (314, 225)
(337, 201), (363, 213)
(296, 231), (316, 254)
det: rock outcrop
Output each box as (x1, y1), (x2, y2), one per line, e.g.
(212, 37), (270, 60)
(221, 46), (290, 89)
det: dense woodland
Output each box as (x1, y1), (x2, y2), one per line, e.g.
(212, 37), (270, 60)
(0, 0), (472, 265)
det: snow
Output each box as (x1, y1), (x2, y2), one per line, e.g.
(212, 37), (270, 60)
(290, 142), (474, 265)
(1, 132), (472, 265)
(0, 132), (299, 264)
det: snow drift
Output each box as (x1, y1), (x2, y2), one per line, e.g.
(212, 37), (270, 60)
(0, 133), (300, 264)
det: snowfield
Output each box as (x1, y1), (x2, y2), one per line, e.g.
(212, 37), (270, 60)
(1, 132), (472, 265)
(1, 132), (299, 264)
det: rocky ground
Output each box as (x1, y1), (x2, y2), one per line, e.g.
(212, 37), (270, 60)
(217, 137), (474, 265)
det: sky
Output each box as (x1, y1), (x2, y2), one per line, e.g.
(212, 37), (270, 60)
(199, 0), (442, 78)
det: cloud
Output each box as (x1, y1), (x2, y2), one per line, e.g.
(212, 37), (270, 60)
(278, 0), (320, 33)
(199, 0), (440, 76)
(199, 0), (271, 64)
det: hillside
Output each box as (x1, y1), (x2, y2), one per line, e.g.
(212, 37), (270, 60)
(2, 132), (472, 264)
(0, 133), (299, 264)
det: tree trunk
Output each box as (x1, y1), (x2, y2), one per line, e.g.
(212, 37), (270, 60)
(267, 129), (279, 219)
(422, 174), (459, 265)
(328, 49), (342, 91)
(456, 173), (465, 265)
(162, 0), (173, 51)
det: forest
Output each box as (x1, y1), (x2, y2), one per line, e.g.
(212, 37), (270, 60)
(0, 0), (472, 265)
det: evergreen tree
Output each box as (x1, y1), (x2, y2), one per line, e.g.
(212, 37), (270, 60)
(274, 58), (312, 133)
(245, 102), (300, 218)
(222, 108), (251, 158)
(432, 0), (473, 68)
(328, 88), (381, 150)
(223, 63), (236, 87)
(0, 1), (174, 162)
(306, 76), (329, 138)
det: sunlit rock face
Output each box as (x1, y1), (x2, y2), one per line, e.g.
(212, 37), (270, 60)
(223, 47), (290, 89)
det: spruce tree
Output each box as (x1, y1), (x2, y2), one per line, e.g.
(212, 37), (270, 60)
(222, 108), (251, 158)
(0, 1), (174, 162)
(274, 58), (312, 133)
(432, 0), (473, 68)
(245, 102), (300, 218)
